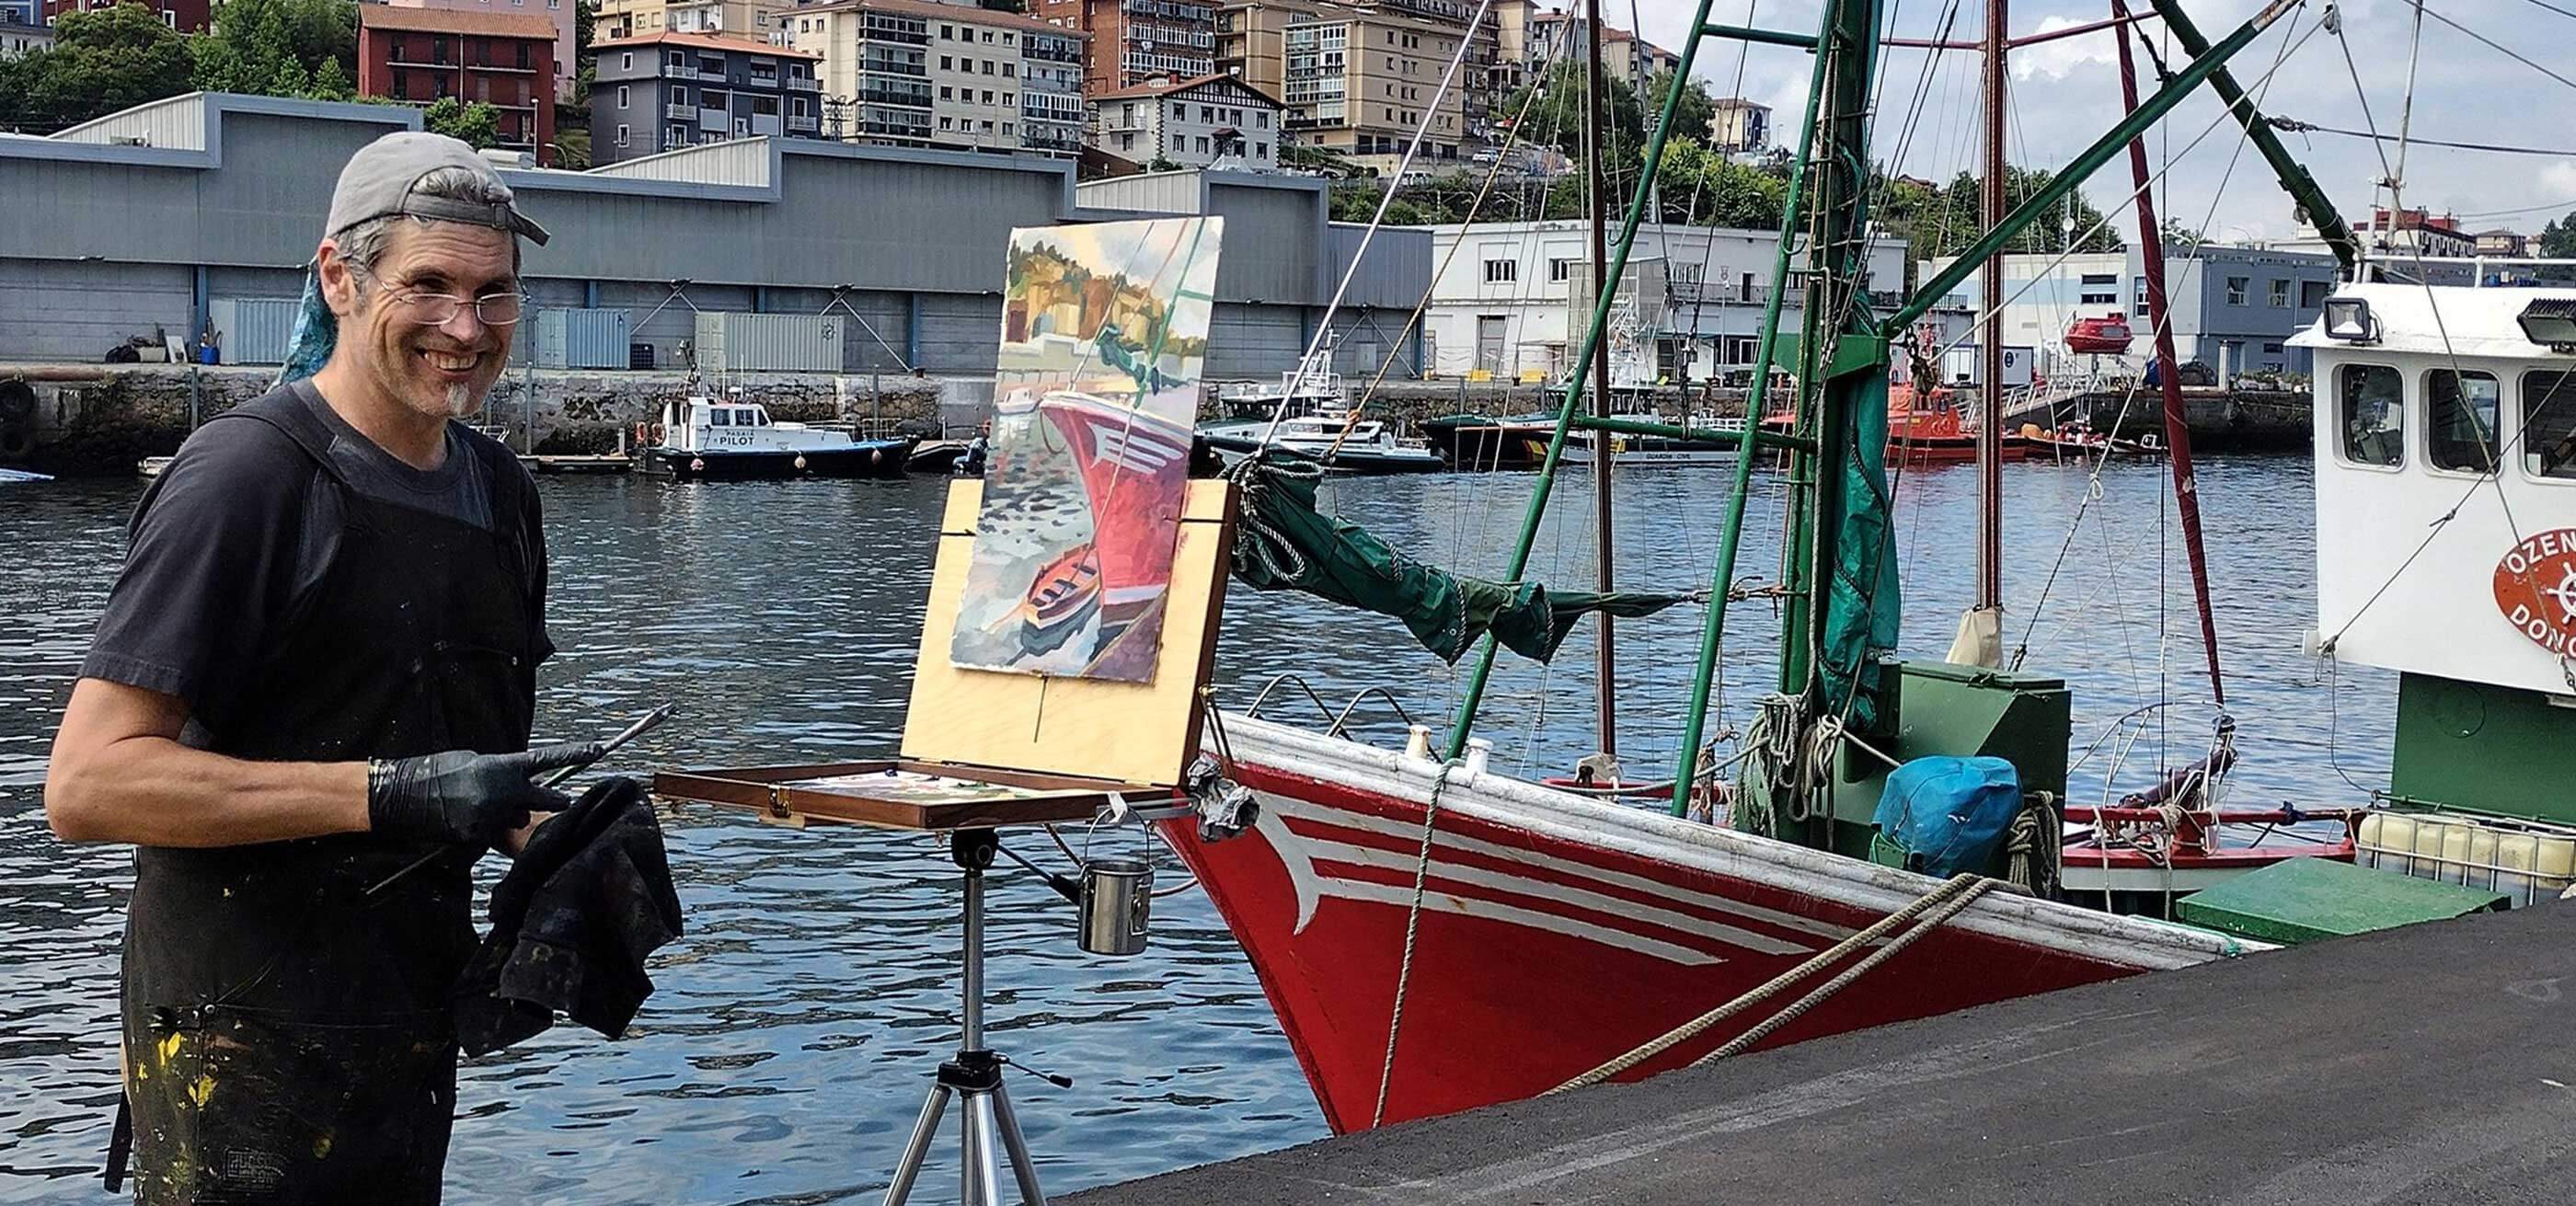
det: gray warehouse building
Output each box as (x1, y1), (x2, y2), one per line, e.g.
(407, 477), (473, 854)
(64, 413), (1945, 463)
(0, 92), (1427, 381)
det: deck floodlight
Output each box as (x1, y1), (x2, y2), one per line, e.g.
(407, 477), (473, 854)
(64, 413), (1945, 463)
(2516, 298), (2576, 350)
(2321, 296), (2377, 343)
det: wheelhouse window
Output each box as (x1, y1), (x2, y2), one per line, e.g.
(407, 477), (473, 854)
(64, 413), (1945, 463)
(2426, 369), (2499, 473)
(2338, 363), (2404, 466)
(708, 408), (732, 426)
(2521, 370), (2576, 479)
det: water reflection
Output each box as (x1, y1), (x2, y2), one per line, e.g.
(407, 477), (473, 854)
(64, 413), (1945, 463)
(0, 455), (2388, 1203)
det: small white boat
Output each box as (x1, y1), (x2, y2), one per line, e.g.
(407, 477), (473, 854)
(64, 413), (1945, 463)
(642, 395), (914, 481)
(2, 466), (52, 484)
(1199, 409), (1445, 474)
(1216, 347), (1348, 420)
(136, 456), (172, 478)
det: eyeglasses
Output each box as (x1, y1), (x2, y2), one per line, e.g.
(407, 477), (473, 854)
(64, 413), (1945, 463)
(349, 263), (529, 327)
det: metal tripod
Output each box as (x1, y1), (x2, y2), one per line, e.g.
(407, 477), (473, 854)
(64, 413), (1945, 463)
(883, 828), (1049, 1206)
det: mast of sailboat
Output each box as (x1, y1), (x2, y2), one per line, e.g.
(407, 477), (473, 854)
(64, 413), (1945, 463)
(1969, 0), (2008, 661)
(1583, 0), (1619, 757)
(2112, 0), (2225, 704)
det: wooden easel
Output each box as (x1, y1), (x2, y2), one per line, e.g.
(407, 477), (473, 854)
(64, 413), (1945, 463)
(653, 476), (1236, 1206)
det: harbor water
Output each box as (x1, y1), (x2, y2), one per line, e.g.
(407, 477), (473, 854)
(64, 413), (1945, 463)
(0, 453), (2393, 1203)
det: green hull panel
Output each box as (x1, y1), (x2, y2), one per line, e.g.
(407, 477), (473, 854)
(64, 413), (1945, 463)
(2392, 672), (2576, 824)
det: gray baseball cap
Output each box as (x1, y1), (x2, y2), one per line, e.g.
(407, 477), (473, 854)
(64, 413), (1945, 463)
(323, 131), (550, 247)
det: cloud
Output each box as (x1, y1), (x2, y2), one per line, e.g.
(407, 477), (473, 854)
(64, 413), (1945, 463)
(1610, 0), (2576, 240)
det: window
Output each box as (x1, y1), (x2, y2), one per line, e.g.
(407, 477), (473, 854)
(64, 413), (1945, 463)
(667, 50), (684, 68)
(709, 408), (732, 427)
(2428, 369), (2501, 473)
(2338, 363), (2404, 466)
(940, 54), (951, 69)
(622, 51), (633, 68)
(1119, 131), (1135, 150)
(1001, 62), (1013, 76)
(2269, 279), (2290, 308)
(2080, 292), (2118, 305)
(983, 59), (995, 74)
(1484, 258), (1516, 283)
(1202, 104), (1214, 121)
(940, 115), (953, 129)
(616, 84), (628, 107)
(2079, 272), (2118, 285)
(1256, 111), (1268, 128)
(981, 89), (994, 103)
(940, 86), (952, 98)
(669, 124), (687, 144)
(753, 96), (777, 115)
(2225, 276), (2248, 305)
(2523, 371), (2576, 479)
(1002, 92), (1013, 105)
(981, 119), (993, 131)
(1196, 134), (1209, 154)
(1004, 32), (1014, 44)
(981, 29), (992, 41)
(735, 116), (749, 133)
(673, 86), (687, 103)
(1548, 258), (1571, 281)
(615, 122), (629, 146)
(1001, 121), (1013, 135)
(940, 23), (952, 37)
(2302, 279), (2331, 309)
(2133, 275), (2150, 317)
(2262, 340), (2284, 354)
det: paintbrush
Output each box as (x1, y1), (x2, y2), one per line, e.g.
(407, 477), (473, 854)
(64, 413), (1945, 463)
(364, 704), (675, 898)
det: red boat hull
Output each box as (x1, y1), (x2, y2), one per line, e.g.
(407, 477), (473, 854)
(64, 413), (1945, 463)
(1158, 718), (2252, 1132)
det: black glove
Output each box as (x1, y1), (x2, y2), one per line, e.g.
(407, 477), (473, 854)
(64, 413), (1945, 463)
(366, 742), (604, 846)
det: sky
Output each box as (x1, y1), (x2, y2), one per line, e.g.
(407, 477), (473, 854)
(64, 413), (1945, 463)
(1617, 0), (2576, 242)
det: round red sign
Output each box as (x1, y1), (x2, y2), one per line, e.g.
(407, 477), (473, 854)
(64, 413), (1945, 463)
(2493, 528), (2576, 656)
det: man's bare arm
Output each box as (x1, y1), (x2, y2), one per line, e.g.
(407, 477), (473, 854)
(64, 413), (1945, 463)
(45, 678), (370, 847)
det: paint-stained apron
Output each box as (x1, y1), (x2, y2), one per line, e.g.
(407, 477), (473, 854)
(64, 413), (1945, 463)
(115, 394), (539, 1205)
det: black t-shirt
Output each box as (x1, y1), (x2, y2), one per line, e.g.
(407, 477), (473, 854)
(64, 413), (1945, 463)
(81, 381), (553, 714)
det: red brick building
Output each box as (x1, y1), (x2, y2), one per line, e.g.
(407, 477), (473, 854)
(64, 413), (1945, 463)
(40, 0), (211, 33)
(357, 6), (559, 165)
(1031, 0), (1213, 96)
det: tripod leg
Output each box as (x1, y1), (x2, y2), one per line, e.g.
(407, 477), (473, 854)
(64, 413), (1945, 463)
(964, 1093), (1006, 1206)
(881, 1082), (953, 1206)
(990, 1081), (1049, 1205)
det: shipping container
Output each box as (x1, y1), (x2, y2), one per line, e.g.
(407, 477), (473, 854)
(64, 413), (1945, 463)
(694, 312), (845, 373)
(206, 297), (303, 365)
(1938, 343), (2036, 388)
(531, 307), (633, 369)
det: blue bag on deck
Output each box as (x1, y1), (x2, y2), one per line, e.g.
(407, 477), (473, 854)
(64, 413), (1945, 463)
(1873, 756), (2023, 877)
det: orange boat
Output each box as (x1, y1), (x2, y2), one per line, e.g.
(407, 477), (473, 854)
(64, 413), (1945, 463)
(2065, 312), (2135, 355)
(1886, 386), (2029, 465)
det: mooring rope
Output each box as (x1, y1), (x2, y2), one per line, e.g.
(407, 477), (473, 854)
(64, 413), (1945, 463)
(1370, 760), (1457, 1128)
(1545, 873), (1995, 1095)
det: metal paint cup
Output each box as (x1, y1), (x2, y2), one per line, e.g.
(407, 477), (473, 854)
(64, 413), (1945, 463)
(1077, 857), (1154, 956)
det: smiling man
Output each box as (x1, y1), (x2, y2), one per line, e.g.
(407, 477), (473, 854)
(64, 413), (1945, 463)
(45, 132), (594, 1204)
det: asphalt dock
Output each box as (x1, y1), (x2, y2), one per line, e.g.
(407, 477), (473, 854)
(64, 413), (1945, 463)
(1067, 901), (2576, 1205)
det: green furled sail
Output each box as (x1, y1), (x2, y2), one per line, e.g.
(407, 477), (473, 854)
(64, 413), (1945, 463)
(1226, 454), (1697, 664)
(1819, 356), (1903, 730)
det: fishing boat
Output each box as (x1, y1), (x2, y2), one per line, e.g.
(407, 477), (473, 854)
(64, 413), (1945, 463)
(642, 395), (912, 480)
(1887, 391), (2030, 465)
(1419, 411), (1553, 469)
(1146, 0), (2559, 1136)
(1214, 348), (1348, 421)
(1199, 409), (1445, 474)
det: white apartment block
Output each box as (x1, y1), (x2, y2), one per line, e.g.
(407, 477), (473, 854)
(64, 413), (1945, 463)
(788, 0), (1086, 155)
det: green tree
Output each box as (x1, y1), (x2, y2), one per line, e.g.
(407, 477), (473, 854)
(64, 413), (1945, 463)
(2539, 213), (2576, 282)
(191, 0), (355, 96)
(1642, 68), (1714, 147)
(1649, 137), (1787, 229)
(1869, 167), (2122, 266)
(306, 54), (351, 101)
(573, 0), (597, 101)
(1502, 59), (1646, 168)
(0, 4), (197, 132)
(421, 97), (500, 147)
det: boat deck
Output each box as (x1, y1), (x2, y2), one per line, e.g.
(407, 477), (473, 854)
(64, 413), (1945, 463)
(1067, 901), (2576, 1205)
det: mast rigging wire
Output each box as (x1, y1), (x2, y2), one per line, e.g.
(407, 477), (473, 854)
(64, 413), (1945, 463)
(2264, 118), (2576, 158)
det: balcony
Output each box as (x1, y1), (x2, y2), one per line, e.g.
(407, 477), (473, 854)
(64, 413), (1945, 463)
(788, 113), (820, 132)
(786, 75), (819, 91)
(697, 67), (728, 81)
(860, 87), (931, 109)
(666, 102), (699, 121)
(386, 52), (456, 69)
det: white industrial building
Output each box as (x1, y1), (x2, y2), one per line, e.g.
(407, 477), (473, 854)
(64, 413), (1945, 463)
(1923, 243), (2342, 380)
(1417, 219), (1910, 383)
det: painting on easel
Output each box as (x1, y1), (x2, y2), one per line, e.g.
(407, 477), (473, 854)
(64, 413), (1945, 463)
(949, 217), (1225, 683)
